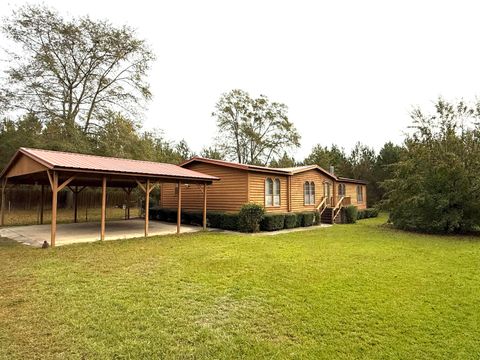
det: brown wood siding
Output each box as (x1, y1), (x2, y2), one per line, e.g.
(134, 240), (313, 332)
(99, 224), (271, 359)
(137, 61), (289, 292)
(248, 172), (288, 212)
(5, 154), (47, 178)
(290, 169), (333, 212)
(161, 162), (248, 212)
(340, 182), (367, 209)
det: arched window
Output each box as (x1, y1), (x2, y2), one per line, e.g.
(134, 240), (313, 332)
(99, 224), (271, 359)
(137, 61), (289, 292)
(356, 185), (363, 203)
(265, 178), (273, 206)
(304, 181), (310, 205)
(310, 182), (315, 205)
(273, 178), (280, 206)
(338, 184), (346, 197)
(304, 181), (315, 205)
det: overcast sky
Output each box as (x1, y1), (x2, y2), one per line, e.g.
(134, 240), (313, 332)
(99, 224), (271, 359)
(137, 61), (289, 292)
(1, 0), (480, 160)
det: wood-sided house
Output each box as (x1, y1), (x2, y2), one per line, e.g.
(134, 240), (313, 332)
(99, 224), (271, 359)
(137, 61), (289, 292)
(160, 157), (367, 223)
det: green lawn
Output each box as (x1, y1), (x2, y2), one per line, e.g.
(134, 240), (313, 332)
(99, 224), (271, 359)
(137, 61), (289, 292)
(1, 214), (479, 359)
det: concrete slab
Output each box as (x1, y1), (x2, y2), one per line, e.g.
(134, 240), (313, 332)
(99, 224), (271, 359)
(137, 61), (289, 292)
(0, 219), (202, 247)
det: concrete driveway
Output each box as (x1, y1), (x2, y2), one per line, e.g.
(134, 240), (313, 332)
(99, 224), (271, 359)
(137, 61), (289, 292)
(0, 219), (201, 247)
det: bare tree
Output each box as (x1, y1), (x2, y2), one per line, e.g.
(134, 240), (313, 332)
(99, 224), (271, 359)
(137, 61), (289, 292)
(213, 89), (300, 165)
(0, 5), (155, 134)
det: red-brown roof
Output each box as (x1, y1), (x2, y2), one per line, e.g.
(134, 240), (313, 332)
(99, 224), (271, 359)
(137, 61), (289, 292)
(181, 157), (337, 179)
(181, 157), (368, 184)
(1, 148), (219, 182)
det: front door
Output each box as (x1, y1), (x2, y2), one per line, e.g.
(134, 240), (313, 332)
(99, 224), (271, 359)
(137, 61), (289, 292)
(323, 182), (331, 206)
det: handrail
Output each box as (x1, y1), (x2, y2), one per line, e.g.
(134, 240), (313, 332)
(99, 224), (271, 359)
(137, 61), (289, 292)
(316, 197), (327, 211)
(334, 196), (345, 210)
(332, 196), (345, 222)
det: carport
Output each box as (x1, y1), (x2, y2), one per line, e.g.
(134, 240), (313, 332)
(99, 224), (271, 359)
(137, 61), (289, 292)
(0, 148), (219, 246)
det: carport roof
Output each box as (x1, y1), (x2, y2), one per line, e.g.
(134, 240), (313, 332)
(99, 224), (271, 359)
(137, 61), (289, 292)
(0, 148), (219, 183)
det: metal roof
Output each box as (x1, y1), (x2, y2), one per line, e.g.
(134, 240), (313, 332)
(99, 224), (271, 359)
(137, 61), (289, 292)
(180, 157), (367, 184)
(1, 148), (219, 182)
(181, 157), (337, 178)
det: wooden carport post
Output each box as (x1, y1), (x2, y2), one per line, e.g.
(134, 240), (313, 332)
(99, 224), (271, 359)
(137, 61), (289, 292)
(48, 171), (58, 247)
(177, 181), (182, 234)
(47, 171), (76, 247)
(0, 178), (7, 227)
(135, 179), (156, 237)
(101, 177), (107, 241)
(68, 186), (86, 223)
(145, 179), (150, 237)
(203, 183), (207, 230)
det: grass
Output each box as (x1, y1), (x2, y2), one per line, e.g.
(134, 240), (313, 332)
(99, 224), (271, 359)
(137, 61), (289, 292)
(2, 207), (140, 226)
(0, 214), (479, 359)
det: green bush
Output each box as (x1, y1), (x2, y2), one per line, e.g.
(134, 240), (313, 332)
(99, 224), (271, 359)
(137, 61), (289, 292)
(284, 213), (298, 229)
(357, 208), (379, 220)
(238, 203), (265, 233)
(221, 213), (239, 231)
(295, 212), (304, 227)
(207, 211), (224, 228)
(260, 213), (285, 231)
(345, 205), (358, 224)
(301, 212), (315, 227)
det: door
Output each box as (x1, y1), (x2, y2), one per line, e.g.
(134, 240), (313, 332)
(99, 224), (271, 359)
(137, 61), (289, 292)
(323, 182), (331, 206)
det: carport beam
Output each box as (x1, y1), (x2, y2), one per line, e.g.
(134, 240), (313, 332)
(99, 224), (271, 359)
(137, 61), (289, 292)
(100, 176), (107, 241)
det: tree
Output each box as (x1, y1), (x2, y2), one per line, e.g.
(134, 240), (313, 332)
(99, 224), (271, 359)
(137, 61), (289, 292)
(374, 142), (403, 201)
(0, 113), (44, 168)
(200, 146), (224, 160)
(213, 89), (300, 165)
(303, 144), (351, 175)
(383, 98), (480, 233)
(269, 152), (296, 168)
(0, 5), (154, 134)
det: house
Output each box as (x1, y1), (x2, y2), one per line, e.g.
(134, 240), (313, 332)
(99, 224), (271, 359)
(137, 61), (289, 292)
(160, 157), (367, 223)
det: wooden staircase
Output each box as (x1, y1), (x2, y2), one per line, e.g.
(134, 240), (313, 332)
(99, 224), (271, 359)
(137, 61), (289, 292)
(321, 207), (334, 224)
(318, 196), (346, 224)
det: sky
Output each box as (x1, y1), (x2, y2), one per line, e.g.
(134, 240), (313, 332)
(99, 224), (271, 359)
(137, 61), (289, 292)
(1, 0), (480, 160)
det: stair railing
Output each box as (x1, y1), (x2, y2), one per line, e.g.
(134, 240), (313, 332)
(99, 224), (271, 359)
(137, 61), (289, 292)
(316, 197), (327, 217)
(332, 196), (345, 222)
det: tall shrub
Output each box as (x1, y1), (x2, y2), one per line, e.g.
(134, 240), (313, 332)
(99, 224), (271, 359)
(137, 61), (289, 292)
(383, 99), (480, 233)
(238, 203), (265, 232)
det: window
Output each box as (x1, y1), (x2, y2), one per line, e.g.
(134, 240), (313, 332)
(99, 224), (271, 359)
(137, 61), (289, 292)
(304, 181), (315, 205)
(265, 178), (273, 206)
(310, 182), (315, 205)
(273, 178), (280, 206)
(265, 178), (281, 206)
(338, 183), (346, 197)
(357, 185), (363, 203)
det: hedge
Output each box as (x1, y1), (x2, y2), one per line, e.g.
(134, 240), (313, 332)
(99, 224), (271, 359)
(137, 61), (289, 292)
(260, 213), (285, 231)
(344, 205), (358, 224)
(284, 213), (297, 229)
(238, 203), (265, 232)
(357, 208), (379, 220)
(150, 206), (319, 231)
(301, 212), (315, 227)
(149, 207), (240, 231)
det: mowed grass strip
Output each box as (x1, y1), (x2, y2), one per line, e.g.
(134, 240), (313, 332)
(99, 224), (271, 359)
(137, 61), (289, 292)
(0, 215), (479, 359)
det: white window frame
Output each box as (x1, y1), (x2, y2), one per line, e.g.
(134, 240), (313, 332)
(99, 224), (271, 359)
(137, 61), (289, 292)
(304, 181), (315, 205)
(265, 178), (273, 206)
(273, 178), (280, 206)
(357, 185), (363, 203)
